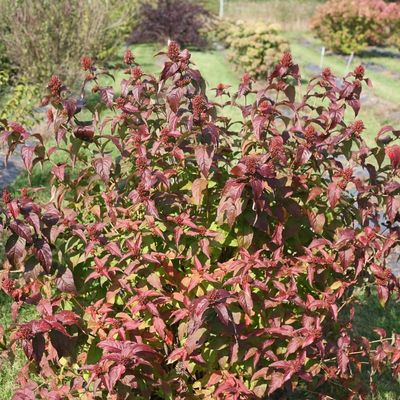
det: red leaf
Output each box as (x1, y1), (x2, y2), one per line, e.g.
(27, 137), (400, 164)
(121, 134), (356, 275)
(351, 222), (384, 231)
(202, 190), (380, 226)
(13, 386), (36, 400)
(5, 235), (26, 267)
(307, 210), (325, 234)
(9, 121), (29, 137)
(98, 340), (124, 353)
(207, 372), (222, 386)
(120, 79), (130, 96)
(56, 268), (77, 294)
(373, 328), (386, 338)
(123, 103), (138, 113)
(287, 336), (303, 355)
(268, 372), (284, 395)
(294, 145), (311, 166)
(335, 228), (355, 247)
(52, 164), (65, 181)
(105, 242), (122, 258)
(32, 334), (46, 364)
(105, 364), (126, 392)
(55, 311), (79, 325)
(307, 187), (323, 202)
(168, 347), (187, 362)
(31, 320), (52, 334)
(284, 85), (295, 102)
(185, 328), (206, 355)
(26, 212), (40, 233)
(74, 126), (94, 142)
(94, 156), (112, 182)
(338, 349), (349, 375)
(153, 317), (167, 339)
(327, 181), (342, 208)
(230, 341), (239, 364)
(191, 178), (208, 205)
(195, 146), (214, 178)
(34, 239), (52, 273)
(9, 220), (32, 243)
(160, 62), (180, 81)
(252, 115), (267, 141)
(21, 145), (36, 173)
(348, 99), (360, 116)
(100, 86), (114, 108)
(42, 211), (59, 230)
(386, 195), (400, 224)
(376, 125), (399, 142)
(167, 88), (184, 113)
(377, 285), (389, 307)
(215, 303), (230, 325)
(63, 99), (77, 120)
(385, 145), (400, 169)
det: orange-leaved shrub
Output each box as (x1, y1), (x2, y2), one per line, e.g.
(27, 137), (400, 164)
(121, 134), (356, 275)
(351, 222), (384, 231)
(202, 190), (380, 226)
(311, 0), (400, 54)
(210, 19), (289, 80)
(2, 43), (400, 399)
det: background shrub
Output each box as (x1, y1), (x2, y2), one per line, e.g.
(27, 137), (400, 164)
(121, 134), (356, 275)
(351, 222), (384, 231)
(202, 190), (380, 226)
(311, 0), (400, 54)
(0, 79), (39, 126)
(128, 0), (211, 48)
(2, 43), (400, 399)
(207, 18), (234, 45)
(384, 2), (400, 49)
(219, 20), (289, 80)
(0, 0), (137, 86)
(0, 41), (39, 125)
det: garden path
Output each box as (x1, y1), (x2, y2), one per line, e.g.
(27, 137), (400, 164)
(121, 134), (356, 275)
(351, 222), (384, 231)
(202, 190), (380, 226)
(0, 152), (23, 191)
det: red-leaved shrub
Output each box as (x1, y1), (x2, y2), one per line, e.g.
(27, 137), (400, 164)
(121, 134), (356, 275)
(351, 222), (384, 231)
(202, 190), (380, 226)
(2, 44), (400, 399)
(128, 0), (211, 48)
(311, 0), (400, 54)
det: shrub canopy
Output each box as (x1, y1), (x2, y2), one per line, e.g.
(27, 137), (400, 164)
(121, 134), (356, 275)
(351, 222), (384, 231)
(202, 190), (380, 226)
(128, 0), (211, 48)
(311, 0), (400, 54)
(1, 43), (400, 399)
(217, 20), (289, 80)
(0, 0), (136, 86)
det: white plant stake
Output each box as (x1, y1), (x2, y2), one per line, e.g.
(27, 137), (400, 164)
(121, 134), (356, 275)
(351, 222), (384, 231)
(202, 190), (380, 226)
(219, 0), (224, 18)
(345, 52), (354, 74)
(320, 46), (325, 69)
